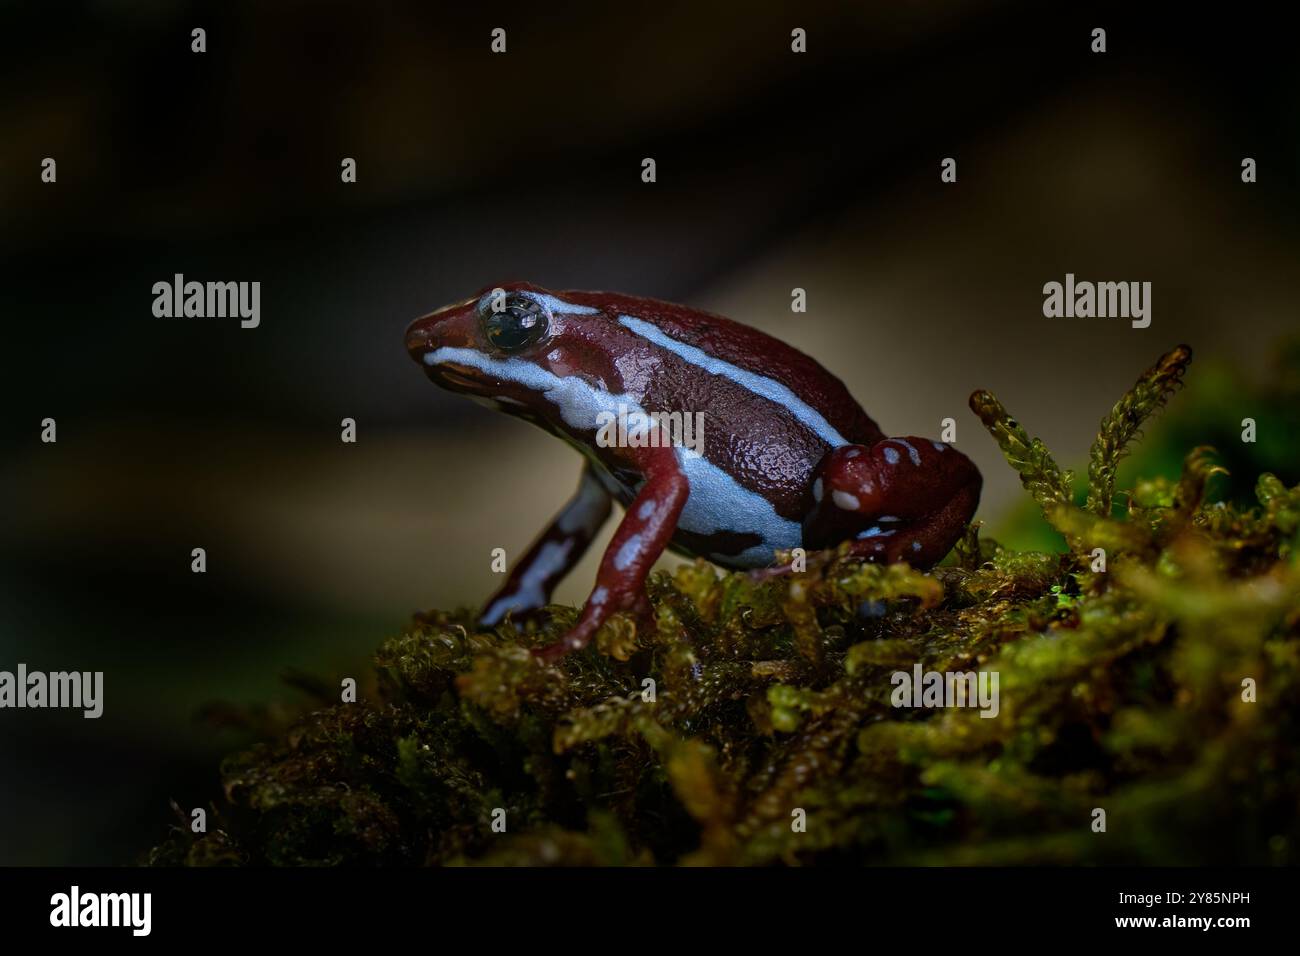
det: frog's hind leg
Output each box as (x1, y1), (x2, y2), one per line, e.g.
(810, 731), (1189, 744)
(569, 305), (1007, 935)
(535, 446), (689, 661)
(801, 437), (981, 568)
(478, 465), (612, 628)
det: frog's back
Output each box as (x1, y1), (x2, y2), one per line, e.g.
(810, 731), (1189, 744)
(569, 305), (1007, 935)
(561, 290), (884, 447)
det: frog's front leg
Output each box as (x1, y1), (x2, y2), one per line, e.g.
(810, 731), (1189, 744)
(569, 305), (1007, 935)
(534, 447), (688, 661)
(479, 465), (612, 628)
(803, 437), (981, 567)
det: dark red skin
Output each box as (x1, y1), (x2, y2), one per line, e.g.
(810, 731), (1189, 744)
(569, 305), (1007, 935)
(406, 282), (981, 660)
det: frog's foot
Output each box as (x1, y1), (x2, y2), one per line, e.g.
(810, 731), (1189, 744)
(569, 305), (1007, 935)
(748, 563), (793, 583)
(747, 546), (837, 582)
(533, 586), (655, 663)
(802, 437), (981, 568)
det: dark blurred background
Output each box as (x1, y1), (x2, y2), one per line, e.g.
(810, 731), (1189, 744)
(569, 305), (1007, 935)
(1, 1), (1297, 864)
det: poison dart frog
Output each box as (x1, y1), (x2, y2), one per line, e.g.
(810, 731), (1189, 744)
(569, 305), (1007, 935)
(405, 282), (981, 661)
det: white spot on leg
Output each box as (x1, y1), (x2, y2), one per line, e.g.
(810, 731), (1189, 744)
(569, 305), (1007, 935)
(613, 534), (643, 571)
(857, 527), (895, 539)
(637, 499), (657, 520)
(844, 448), (861, 459)
(911, 541), (921, 552)
(832, 490), (860, 510)
(895, 439), (922, 466)
(882, 447), (900, 465)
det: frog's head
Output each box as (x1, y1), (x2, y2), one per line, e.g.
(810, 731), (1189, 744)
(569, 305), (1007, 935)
(405, 282), (625, 421)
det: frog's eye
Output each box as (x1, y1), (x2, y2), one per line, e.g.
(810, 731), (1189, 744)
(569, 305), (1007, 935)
(480, 294), (551, 353)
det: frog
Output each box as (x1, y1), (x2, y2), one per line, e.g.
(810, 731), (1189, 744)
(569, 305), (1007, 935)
(405, 282), (981, 660)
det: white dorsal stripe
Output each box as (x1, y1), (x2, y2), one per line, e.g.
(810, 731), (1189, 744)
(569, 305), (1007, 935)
(618, 315), (847, 448)
(425, 345), (799, 565)
(476, 290), (599, 316)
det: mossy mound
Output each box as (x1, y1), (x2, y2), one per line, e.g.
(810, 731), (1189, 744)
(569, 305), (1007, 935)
(150, 346), (1300, 866)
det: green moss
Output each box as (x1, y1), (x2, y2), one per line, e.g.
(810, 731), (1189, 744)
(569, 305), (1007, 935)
(150, 345), (1300, 866)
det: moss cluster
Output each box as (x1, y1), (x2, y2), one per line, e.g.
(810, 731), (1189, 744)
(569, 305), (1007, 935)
(151, 346), (1300, 866)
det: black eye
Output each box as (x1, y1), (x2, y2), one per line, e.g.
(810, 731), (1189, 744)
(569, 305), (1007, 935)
(480, 294), (550, 353)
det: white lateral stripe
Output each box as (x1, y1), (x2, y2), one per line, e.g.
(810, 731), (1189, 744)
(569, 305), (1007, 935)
(618, 315), (847, 448)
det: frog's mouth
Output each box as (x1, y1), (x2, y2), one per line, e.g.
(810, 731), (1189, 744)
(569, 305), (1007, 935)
(428, 363), (488, 393)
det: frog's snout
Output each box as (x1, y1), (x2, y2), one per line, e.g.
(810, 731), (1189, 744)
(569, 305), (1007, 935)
(407, 295), (482, 365)
(405, 319), (437, 363)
